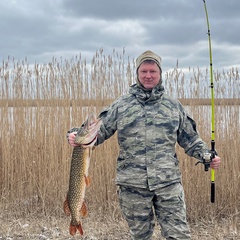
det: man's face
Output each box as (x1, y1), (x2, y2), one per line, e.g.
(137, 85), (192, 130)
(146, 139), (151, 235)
(137, 62), (161, 89)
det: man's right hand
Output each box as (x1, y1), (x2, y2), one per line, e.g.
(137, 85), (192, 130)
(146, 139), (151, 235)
(67, 132), (79, 147)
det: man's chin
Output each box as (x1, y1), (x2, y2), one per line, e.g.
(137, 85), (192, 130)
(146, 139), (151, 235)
(143, 85), (154, 90)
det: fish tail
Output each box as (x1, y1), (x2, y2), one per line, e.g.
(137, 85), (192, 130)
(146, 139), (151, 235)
(70, 223), (83, 236)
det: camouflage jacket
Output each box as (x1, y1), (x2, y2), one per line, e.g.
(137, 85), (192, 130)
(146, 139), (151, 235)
(67, 84), (209, 190)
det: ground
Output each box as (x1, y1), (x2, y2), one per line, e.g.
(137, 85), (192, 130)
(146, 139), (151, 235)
(0, 214), (239, 240)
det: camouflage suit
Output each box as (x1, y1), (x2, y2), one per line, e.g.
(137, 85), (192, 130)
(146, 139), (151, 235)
(67, 51), (211, 239)
(67, 83), (209, 239)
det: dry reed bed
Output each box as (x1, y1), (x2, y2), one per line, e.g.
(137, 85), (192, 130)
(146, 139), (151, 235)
(0, 50), (239, 235)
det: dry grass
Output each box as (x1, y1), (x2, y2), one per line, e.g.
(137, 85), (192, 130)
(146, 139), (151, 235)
(0, 212), (239, 239)
(0, 49), (239, 238)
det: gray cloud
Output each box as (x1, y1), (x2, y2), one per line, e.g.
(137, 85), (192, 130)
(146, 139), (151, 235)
(1, 0), (239, 71)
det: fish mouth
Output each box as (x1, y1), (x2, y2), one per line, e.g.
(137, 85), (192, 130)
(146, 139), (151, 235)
(81, 134), (98, 148)
(75, 114), (102, 147)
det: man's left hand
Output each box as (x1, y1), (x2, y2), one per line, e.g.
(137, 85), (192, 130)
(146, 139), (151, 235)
(210, 156), (221, 169)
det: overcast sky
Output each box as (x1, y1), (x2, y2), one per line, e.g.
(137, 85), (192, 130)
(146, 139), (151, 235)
(1, 0), (240, 71)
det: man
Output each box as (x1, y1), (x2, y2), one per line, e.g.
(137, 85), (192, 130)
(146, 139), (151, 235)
(67, 50), (221, 239)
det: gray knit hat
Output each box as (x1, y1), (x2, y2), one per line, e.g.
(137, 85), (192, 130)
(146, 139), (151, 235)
(136, 50), (162, 71)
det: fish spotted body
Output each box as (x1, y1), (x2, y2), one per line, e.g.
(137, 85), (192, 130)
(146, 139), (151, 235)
(64, 114), (102, 236)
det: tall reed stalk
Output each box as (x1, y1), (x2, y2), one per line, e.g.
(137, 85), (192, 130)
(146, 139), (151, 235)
(0, 50), (239, 222)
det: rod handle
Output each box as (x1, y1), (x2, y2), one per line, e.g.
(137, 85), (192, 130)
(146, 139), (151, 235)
(211, 182), (215, 203)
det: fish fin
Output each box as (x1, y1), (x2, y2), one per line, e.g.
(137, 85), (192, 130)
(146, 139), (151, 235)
(76, 224), (84, 235)
(84, 175), (91, 186)
(69, 224), (77, 236)
(80, 201), (88, 217)
(63, 198), (71, 216)
(70, 223), (83, 236)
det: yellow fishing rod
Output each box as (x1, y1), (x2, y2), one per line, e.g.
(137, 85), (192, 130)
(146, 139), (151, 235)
(203, 0), (216, 203)
(196, 0), (216, 203)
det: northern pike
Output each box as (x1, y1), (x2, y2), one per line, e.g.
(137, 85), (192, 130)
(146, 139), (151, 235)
(64, 114), (102, 236)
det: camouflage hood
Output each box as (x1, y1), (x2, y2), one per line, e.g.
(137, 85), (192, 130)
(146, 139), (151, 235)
(129, 83), (165, 104)
(135, 50), (162, 91)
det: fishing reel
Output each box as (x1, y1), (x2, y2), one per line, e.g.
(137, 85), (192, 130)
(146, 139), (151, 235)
(195, 151), (215, 171)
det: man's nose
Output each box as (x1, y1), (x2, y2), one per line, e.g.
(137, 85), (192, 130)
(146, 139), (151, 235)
(146, 71), (151, 78)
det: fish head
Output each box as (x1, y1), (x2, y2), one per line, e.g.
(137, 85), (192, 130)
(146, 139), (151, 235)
(74, 114), (102, 147)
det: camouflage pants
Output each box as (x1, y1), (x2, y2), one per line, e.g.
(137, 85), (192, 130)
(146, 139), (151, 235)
(118, 183), (191, 240)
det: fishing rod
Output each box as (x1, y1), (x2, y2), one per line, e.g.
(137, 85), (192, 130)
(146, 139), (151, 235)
(203, 0), (216, 203)
(196, 0), (216, 203)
